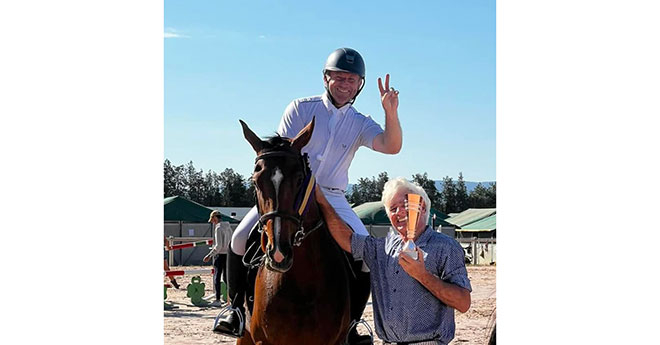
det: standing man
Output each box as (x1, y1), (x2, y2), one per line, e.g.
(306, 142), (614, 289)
(204, 210), (233, 307)
(316, 177), (472, 345)
(214, 48), (402, 345)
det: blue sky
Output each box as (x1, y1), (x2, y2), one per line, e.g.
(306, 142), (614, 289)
(165, 0), (495, 183)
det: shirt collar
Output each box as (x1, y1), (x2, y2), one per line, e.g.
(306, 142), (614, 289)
(415, 225), (434, 248)
(322, 92), (351, 116)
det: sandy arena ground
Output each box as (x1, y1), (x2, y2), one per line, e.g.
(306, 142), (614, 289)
(164, 266), (495, 344)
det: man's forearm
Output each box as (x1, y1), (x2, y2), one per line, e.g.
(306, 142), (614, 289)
(380, 109), (402, 154)
(316, 198), (353, 253)
(417, 271), (471, 313)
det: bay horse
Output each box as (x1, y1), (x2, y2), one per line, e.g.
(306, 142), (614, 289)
(236, 118), (353, 345)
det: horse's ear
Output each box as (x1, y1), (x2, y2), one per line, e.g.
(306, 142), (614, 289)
(291, 117), (315, 151)
(240, 120), (264, 153)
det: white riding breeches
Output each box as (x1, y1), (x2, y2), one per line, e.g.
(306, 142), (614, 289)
(230, 187), (368, 256)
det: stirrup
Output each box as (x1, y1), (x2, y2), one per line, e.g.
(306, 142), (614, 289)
(212, 305), (245, 338)
(345, 319), (374, 345)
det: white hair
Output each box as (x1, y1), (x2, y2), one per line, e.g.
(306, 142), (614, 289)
(381, 177), (432, 225)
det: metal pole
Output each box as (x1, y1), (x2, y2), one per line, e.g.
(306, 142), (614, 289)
(472, 237), (477, 265)
(178, 221), (182, 266)
(167, 236), (174, 266)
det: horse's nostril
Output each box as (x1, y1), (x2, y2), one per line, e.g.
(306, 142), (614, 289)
(273, 249), (285, 263)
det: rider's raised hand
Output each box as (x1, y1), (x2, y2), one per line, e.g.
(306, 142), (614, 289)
(378, 74), (399, 114)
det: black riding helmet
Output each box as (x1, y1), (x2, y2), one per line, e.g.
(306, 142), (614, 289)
(323, 48), (366, 105)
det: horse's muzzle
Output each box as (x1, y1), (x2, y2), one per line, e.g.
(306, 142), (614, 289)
(265, 238), (294, 273)
(265, 250), (293, 273)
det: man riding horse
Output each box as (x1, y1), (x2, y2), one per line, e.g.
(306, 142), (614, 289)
(215, 48), (402, 345)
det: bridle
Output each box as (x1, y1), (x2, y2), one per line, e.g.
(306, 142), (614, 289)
(254, 150), (323, 247)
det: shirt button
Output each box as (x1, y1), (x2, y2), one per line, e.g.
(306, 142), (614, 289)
(393, 289), (396, 292)
(395, 270), (399, 274)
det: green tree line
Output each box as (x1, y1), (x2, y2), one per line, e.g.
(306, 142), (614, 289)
(164, 160), (495, 213)
(347, 171), (496, 214)
(164, 159), (255, 207)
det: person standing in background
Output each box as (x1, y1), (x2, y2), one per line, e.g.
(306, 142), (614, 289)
(204, 210), (233, 306)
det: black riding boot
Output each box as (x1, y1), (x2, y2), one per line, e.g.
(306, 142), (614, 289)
(348, 264), (373, 345)
(213, 249), (248, 337)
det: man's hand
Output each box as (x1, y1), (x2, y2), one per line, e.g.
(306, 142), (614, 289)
(203, 254), (211, 263)
(399, 246), (427, 280)
(400, 247), (472, 313)
(378, 74), (399, 114)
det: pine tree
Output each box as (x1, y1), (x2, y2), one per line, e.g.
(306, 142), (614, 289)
(412, 172), (442, 212)
(185, 161), (205, 203)
(170, 162), (187, 197)
(348, 177), (373, 206)
(486, 182), (496, 207)
(468, 183), (490, 208)
(375, 171), (389, 198)
(441, 176), (458, 213)
(244, 179), (256, 207)
(164, 159), (176, 197)
(202, 170), (222, 206)
(218, 168), (250, 206)
(346, 172), (389, 206)
(456, 172), (469, 212)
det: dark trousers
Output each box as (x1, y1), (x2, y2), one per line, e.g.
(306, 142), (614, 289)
(212, 253), (228, 299)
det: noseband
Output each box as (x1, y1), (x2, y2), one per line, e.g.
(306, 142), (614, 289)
(255, 150), (322, 247)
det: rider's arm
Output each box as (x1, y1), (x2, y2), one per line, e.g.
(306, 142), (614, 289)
(314, 186), (353, 253)
(371, 82), (402, 154)
(371, 110), (402, 154)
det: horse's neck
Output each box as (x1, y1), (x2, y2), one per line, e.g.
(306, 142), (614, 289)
(287, 200), (335, 275)
(301, 199), (322, 230)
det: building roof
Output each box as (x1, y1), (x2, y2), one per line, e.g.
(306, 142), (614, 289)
(209, 207), (253, 221)
(164, 196), (240, 223)
(445, 208), (496, 228)
(457, 214), (496, 232)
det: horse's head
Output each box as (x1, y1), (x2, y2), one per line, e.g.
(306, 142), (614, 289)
(240, 118), (316, 273)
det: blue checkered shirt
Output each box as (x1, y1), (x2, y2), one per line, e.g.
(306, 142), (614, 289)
(351, 226), (472, 344)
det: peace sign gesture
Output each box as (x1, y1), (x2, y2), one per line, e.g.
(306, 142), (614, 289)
(378, 74), (399, 114)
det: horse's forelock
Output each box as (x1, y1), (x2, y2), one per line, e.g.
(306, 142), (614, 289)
(262, 135), (293, 151)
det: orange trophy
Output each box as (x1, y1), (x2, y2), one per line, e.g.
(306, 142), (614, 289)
(401, 193), (422, 259)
